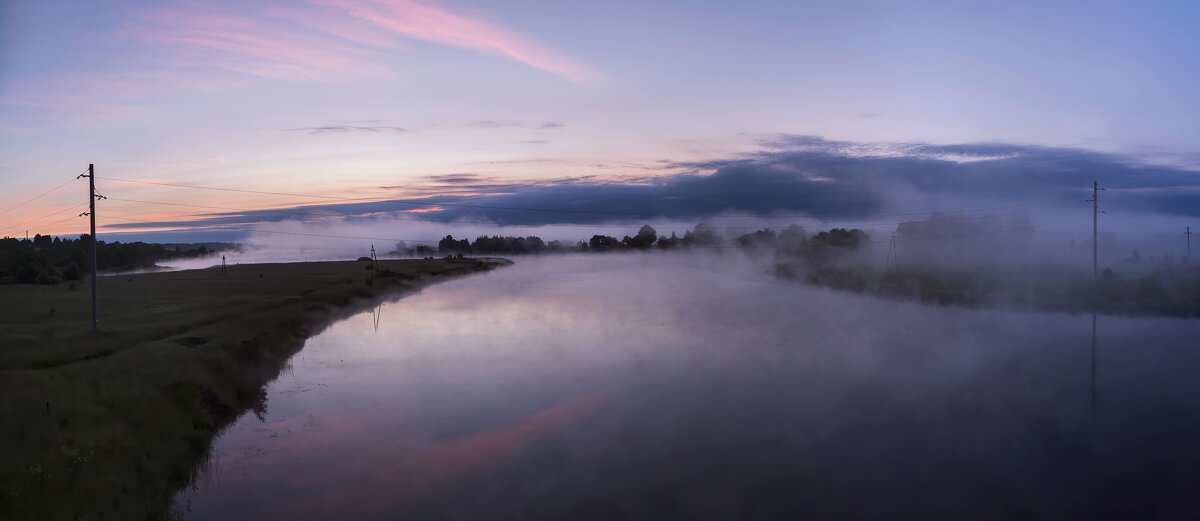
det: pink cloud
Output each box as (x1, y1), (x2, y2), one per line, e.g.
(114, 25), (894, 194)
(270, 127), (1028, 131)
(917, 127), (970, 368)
(3, 0), (594, 126)
(121, 1), (592, 83)
(313, 0), (596, 82)
(121, 8), (392, 82)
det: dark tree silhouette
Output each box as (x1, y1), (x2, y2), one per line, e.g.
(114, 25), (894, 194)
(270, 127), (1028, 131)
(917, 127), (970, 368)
(438, 235), (471, 253)
(623, 224), (657, 249)
(589, 235), (623, 251)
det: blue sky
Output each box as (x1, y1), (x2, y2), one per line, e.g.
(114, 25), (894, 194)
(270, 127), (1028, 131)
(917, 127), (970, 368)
(2, 0), (1198, 241)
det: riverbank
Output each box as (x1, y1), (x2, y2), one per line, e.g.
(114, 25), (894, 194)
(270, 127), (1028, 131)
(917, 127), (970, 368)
(0, 257), (509, 520)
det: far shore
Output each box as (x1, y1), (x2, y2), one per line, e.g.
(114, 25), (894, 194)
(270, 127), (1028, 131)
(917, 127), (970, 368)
(0, 257), (510, 520)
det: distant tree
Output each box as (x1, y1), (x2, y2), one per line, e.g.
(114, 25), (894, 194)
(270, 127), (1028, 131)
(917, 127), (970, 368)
(589, 235), (622, 252)
(779, 225), (807, 246)
(657, 232), (681, 249)
(624, 224), (657, 249)
(736, 228), (777, 248)
(682, 223), (718, 247)
(811, 228), (868, 249)
(524, 236), (546, 253)
(438, 235), (471, 253)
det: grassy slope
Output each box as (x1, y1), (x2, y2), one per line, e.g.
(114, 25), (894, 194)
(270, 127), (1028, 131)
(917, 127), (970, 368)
(0, 257), (508, 520)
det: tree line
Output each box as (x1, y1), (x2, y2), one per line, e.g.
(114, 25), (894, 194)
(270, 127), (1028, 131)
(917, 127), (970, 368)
(423, 223), (869, 256)
(0, 235), (235, 285)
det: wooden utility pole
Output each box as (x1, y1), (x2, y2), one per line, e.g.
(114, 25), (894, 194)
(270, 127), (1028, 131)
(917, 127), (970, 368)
(77, 164), (104, 330)
(1087, 181), (1105, 281)
(1186, 226), (1192, 261)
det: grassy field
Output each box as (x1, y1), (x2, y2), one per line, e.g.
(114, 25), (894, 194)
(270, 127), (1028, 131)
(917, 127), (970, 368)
(0, 257), (508, 520)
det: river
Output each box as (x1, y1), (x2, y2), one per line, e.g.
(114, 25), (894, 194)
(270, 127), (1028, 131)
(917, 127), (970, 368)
(174, 253), (1200, 519)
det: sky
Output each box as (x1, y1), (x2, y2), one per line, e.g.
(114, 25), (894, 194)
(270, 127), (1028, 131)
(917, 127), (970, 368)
(1, 0), (1198, 245)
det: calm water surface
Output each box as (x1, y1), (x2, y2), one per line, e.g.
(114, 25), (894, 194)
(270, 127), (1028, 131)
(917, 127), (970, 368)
(175, 254), (1200, 519)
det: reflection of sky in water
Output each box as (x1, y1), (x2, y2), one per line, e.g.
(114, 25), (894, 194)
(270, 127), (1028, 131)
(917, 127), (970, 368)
(176, 254), (1200, 520)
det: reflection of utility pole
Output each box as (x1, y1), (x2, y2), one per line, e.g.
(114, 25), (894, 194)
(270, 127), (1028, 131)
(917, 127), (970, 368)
(1086, 181), (1105, 282)
(78, 164), (105, 331)
(1091, 312), (1097, 411)
(885, 231), (898, 273)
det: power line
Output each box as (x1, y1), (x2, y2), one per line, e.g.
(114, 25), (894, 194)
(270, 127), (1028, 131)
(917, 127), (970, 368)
(100, 215), (442, 244)
(0, 174), (81, 217)
(104, 195), (1082, 232)
(888, 215), (1087, 244)
(21, 213), (89, 237)
(98, 213), (1089, 249)
(0, 204), (89, 237)
(97, 175), (1080, 222)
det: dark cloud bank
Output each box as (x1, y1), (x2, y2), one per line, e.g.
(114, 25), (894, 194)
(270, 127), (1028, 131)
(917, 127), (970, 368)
(106, 137), (1200, 241)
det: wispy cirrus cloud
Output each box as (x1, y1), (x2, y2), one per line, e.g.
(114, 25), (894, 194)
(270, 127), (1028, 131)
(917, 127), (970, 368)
(287, 122), (408, 134)
(471, 120), (566, 129)
(3, 0), (593, 123)
(120, 0), (593, 83)
(313, 0), (596, 82)
(119, 5), (393, 82)
(283, 118), (565, 138)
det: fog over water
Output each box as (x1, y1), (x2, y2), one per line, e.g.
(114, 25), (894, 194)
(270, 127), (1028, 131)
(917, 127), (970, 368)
(176, 254), (1200, 519)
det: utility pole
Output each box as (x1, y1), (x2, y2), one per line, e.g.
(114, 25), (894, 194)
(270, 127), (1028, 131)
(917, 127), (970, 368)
(77, 164), (104, 331)
(221, 254), (228, 277)
(1186, 226), (1192, 262)
(370, 244), (379, 272)
(1086, 181), (1105, 281)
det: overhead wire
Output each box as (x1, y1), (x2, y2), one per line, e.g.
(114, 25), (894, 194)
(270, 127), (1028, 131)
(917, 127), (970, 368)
(0, 174), (81, 217)
(104, 195), (1082, 233)
(0, 204), (89, 237)
(98, 212), (1091, 249)
(5, 172), (1091, 245)
(100, 214), (441, 244)
(97, 175), (1081, 222)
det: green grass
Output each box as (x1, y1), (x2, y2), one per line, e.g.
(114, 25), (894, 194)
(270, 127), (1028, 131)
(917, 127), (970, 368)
(0, 257), (508, 520)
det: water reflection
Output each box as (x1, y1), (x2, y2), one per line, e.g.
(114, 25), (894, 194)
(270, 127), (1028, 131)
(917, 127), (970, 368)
(1091, 312), (1097, 410)
(176, 254), (1200, 520)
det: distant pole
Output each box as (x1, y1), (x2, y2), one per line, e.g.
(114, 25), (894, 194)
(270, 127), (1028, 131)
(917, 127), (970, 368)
(1186, 226), (1192, 261)
(221, 254), (227, 277)
(371, 244), (378, 271)
(1087, 181), (1105, 282)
